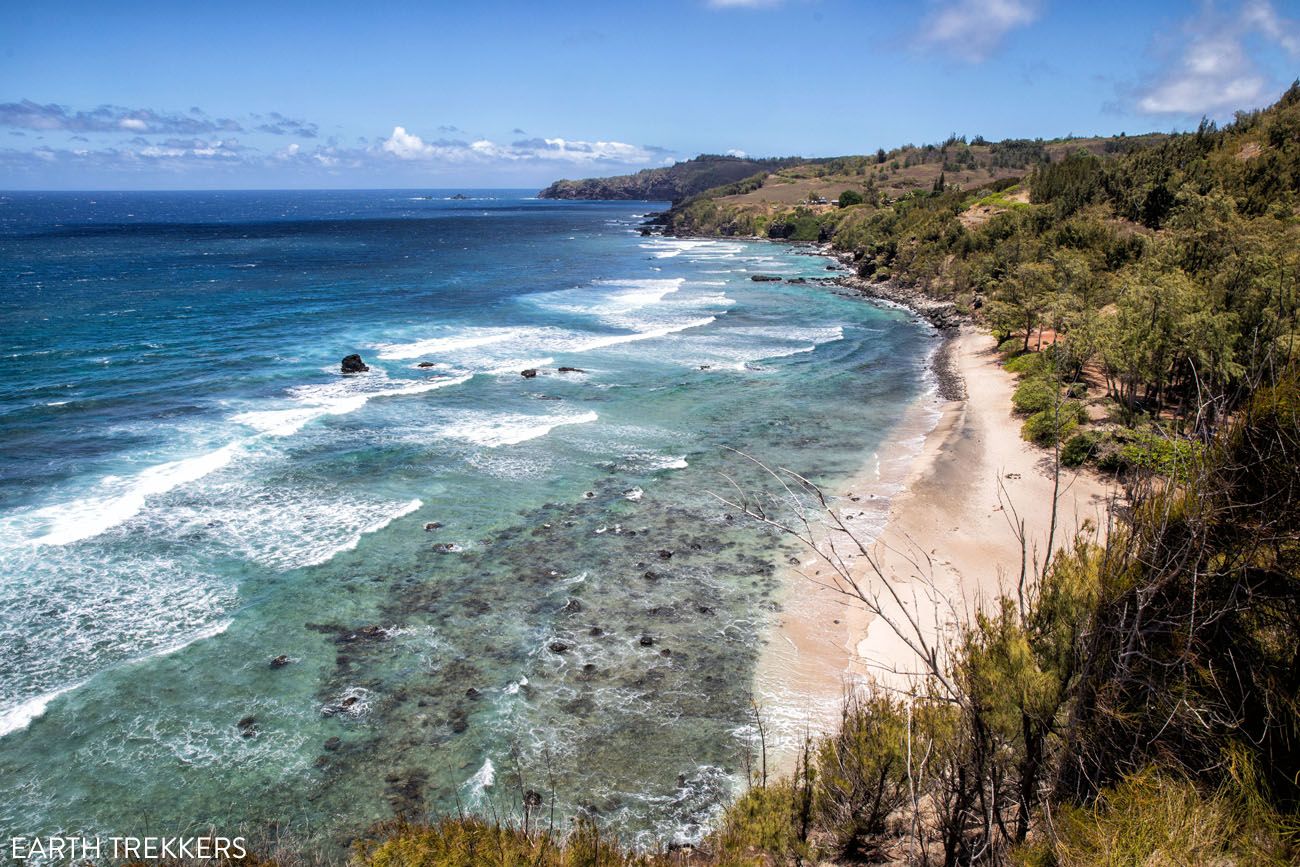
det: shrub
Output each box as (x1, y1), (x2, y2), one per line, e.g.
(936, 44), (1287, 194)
(1023, 406), (1079, 446)
(1042, 769), (1294, 867)
(838, 189), (864, 207)
(1012, 378), (1058, 415)
(1061, 431), (1100, 467)
(1004, 351), (1048, 376)
(813, 693), (911, 860)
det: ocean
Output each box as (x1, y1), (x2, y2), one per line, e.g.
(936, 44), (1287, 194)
(0, 190), (935, 849)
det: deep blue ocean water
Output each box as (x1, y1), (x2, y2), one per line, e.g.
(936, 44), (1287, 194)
(0, 190), (934, 848)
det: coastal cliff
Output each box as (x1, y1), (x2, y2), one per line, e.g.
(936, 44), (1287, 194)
(537, 154), (804, 204)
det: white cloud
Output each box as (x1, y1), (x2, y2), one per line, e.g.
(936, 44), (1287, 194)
(1135, 0), (1300, 116)
(726, 148), (748, 158)
(921, 0), (1040, 62)
(381, 125), (436, 159)
(380, 126), (666, 166)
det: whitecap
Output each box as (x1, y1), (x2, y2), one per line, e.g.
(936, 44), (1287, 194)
(441, 409), (598, 447)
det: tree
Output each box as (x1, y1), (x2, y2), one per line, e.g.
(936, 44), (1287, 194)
(838, 189), (864, 207)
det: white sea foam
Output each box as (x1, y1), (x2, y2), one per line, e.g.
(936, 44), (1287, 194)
(0, 618), (231, 739)
(464, 758), (496, 799)
(373, 329), (523, 360)
(26, 443), (242, 546)
(231, 374), (471, 437)
(441, 410), (598, 447)
(299, 498), (422, 567)
(0, 682), (83, 737)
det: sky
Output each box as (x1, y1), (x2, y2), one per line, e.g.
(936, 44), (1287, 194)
(1, 0), (1298, 190)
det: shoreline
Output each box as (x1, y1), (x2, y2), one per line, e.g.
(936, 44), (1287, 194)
(751, 240), (1117, 766)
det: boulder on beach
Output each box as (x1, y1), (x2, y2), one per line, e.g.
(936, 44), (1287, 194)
(341, 354), (369, 374)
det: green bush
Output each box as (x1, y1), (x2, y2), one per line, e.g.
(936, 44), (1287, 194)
(1023, 406), (1080, 446)
(838, 189), (864, 207)
(1004, 351), (1048, 376)
(1012, 378), (1058, 415)
(1061, 431), (1100, 467)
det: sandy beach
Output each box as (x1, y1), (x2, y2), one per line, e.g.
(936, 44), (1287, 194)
(757, 324), (1117, 757)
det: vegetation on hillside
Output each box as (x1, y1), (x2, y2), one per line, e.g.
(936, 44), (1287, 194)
(536, 155), (807, 204)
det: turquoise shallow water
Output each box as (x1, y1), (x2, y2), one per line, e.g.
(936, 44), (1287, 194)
(0, 191), (934, 849)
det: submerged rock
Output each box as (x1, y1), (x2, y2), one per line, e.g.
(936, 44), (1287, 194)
(432, 542), (462, 554)
(548, 641), (570, 653)
(558, 366), (586, 374)
(269, 654), (291, 668)
(341, 354), (369, 374)
(423, 521), (443, 531)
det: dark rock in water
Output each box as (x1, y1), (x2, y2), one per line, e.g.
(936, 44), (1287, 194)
(341, 354), (369, 374)
(416, 361), (436, 368)
(676, 774), (688, 788)
(432, 542), (461, 554)
(660, 648), (672, 657)
(340, 624), (389, 642)
(237, 715), (258, 738)
(562, 598), (583, 613)
(583, 491), (596, 499)
(699, 364), (711, 370)
(589, 626), (605, 637)
(323, 736), (342, 752)
(340, 695), (359, 709)
(697, 605), (716, 616)
(786, 277), (808, 284)
(521, 368), (539, 378)
(466, 687), (481, 700)
(639, 634), (655, 647)
(558, 366), (586, 374)
(548, 641), (569, 653)
(269, 654), (291, 668)
(750, 274), (782, 282)
(657, 549), (674, 560)
(643, 570), (659, 581)
(524, 790), (544, 809)
(423, 521), (442, 531)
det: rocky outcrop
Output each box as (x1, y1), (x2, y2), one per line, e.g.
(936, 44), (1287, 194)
(341, 354), (369, 374)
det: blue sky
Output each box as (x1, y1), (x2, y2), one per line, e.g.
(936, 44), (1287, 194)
(2, 0), (1298, 189)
